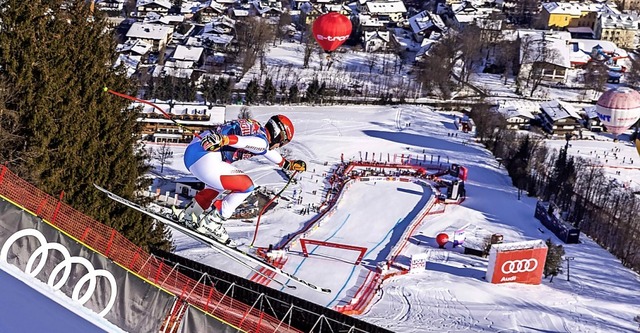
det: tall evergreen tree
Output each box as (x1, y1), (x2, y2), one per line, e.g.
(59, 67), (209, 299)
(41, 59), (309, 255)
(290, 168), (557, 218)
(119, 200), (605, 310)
(245, 78), (259, 104)
(262, 77), (276, 104)
(288, 84), (300, 104)
(0, 0), (171, 251)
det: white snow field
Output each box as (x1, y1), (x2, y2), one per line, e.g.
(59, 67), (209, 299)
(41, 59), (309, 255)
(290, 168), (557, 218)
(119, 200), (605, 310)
(150, 104), (640, 333)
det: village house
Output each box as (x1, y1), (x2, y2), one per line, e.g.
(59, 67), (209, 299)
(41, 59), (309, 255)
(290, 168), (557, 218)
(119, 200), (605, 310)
(97, 0), (125, 12)
(194, 0), (227, 22)
(358, 0), (407, 25)
(408, 10), (446, 43)
(125, 22), (174, 52)
(134, 102), (226, 143)
(518, 30), (572, 85)
(538, 100), (582, 137)
(496, 101), (537, 130)
(363, 30), (393, 52)
(135, 0), (172, 16)
(538, 2), (603, 31)
(250, 0), (284, 18)
(596, 13), (640, 49)
(582, 106), (605, 132)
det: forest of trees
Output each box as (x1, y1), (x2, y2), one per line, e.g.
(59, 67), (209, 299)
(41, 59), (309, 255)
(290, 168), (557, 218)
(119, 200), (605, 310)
(472, 105), (640, 273)
(0, 0), (171, 251)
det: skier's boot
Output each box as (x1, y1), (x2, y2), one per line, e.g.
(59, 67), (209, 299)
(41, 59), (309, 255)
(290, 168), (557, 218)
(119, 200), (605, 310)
(171, 203), (199, 229)
(196, 209), (237, 248)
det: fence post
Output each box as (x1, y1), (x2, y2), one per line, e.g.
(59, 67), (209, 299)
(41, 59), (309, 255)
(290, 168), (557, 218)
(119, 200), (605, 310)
(51, 191), (64, 225)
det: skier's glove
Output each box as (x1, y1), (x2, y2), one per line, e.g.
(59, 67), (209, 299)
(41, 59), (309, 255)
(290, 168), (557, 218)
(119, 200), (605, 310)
(201, 133), (229, 152)
(282, 159), (307, 172)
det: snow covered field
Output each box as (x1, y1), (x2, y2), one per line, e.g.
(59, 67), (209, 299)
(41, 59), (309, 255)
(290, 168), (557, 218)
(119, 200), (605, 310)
(149, 104), (640, 332)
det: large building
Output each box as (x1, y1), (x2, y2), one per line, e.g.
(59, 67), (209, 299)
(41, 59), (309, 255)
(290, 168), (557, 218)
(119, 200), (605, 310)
(596, 13), (640, 49)
(538, 100), (582, 137)
(538, 2), (602, 30)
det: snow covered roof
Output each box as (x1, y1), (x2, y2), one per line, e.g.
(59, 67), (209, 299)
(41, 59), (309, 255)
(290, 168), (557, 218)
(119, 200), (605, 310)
(232, 9), (250, 17)
(600, 13), (639, 30)
(208, 15), (237, 28)
(408, 10), (445, 34)
(572, 39), (627, 57)
(201, 33), (234, 45)
(364, 30), (390, 43)
(359, 14), (385, 27)
(180, 1), (201, 14)
(518, 30), (572, 68)
(540, 100), (581, 121)
(136, 0), (172, 9)
(156, 65), (193, 78)
(126, 22), (173, 40)
(184, 36), (204, 47)
(325, 4), (352, 13)
(199, 0), (226, 12)
(365, 1), (406, 14)
(144, 13), (185, 25)
(114, 54), (140, 77)
(498, 100), (541, 114)
(583, 106), (598, 119)
(172, 45), (204, 61)
(116, 39), (152, 55)
(497, 106), (535, 120)
(542, 2), (582, 15)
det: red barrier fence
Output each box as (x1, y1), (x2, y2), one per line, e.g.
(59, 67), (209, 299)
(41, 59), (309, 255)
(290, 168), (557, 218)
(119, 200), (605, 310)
(0, 166), (300, 333)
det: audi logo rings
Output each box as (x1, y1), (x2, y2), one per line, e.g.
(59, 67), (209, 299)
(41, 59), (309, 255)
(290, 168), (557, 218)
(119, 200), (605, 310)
(501, 258), (538, 274)
(0, 229), (117, 317)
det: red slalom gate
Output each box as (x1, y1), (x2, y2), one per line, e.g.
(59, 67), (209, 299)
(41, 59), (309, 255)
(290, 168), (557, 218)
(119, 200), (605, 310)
(299, 238), (367, 265)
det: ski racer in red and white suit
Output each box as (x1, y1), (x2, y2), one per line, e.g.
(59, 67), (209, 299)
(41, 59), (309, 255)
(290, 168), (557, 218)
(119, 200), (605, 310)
(174, 115), (306, 244)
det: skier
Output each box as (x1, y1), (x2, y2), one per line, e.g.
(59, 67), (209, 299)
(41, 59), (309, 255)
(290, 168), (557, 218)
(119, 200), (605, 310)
(172, 115), (307, 246)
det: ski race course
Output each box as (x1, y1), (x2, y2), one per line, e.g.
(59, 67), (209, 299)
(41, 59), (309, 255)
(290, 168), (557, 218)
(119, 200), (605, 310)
(2, 105), (640, 332)
(166, 105), (640, 332)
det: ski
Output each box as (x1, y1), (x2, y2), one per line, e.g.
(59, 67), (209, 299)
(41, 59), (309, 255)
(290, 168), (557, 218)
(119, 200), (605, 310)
(95, 184), (331, 294)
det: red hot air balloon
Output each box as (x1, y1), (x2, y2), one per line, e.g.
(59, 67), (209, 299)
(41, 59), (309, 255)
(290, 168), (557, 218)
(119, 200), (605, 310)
(312, 12), (352, 53)
(436, 233), (449, 248)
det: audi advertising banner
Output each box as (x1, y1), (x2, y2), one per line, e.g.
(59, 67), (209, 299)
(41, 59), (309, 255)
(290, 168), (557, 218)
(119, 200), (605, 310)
(486, 240), (548, 285)
(0, 200), (176, 332)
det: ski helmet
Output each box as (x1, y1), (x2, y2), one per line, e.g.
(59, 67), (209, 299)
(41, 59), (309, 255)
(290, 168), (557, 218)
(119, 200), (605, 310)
(265, 114), (294, 148)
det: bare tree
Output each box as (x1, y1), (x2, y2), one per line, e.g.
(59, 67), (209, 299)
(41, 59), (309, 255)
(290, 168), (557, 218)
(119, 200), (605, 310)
(518, 33), (562, 97)
(235, 17), (276, 75)
(149, 142), (174, 174)
(494, 40), (519, 85)
(274, 12), (292, 46)
(623, 54), (640, 89)
(414, 34), (458, 99)
(301, 24), (316, 69)
(457, 24), (483, 84)
(583, 62), (608, 99)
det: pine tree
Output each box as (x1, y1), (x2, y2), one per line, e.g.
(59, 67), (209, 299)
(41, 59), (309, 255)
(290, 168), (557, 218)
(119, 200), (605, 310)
(262, 77), (276, 104)
(288, 84), (300, 104)
(0, 0), (171, 251)
(245, 78), (259, 105)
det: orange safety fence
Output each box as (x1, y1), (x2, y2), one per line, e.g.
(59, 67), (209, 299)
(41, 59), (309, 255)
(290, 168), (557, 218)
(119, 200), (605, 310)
(0, 166), (301, 333)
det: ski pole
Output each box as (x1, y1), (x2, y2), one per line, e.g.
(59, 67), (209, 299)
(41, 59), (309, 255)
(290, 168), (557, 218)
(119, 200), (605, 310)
(103, 87), (202, 139)
(250, 171), (298, 248)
